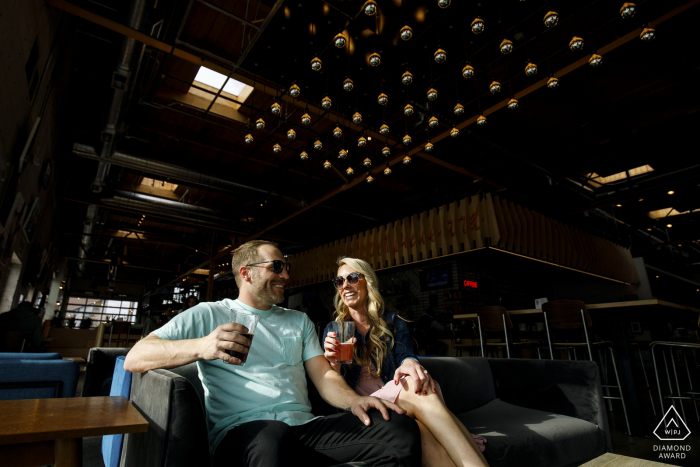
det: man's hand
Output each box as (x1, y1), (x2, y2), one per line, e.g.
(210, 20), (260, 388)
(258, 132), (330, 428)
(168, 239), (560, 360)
(350, 396), (406, 426)
(393, 359), (435, 395)
(199, 322), (252, 365)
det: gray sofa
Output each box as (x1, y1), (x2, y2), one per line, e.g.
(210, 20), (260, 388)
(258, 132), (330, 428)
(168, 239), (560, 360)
(94, 355), (610, 467)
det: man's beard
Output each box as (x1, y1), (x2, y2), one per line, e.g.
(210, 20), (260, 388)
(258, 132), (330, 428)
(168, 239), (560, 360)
(250, 270), (285, 306)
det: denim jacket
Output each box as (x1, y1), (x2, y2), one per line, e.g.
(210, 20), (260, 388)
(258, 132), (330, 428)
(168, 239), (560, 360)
(321, 311), (419, 389)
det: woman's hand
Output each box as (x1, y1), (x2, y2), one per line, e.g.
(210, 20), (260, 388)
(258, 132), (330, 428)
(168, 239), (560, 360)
(393, 359), (435, 395)
(324, 332), (343, 373)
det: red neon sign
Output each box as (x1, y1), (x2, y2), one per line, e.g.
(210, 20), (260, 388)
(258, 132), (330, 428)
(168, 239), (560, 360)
(464, 280), (478, 289)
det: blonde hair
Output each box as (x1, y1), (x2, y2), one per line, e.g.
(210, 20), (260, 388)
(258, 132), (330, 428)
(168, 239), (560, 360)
(231, 240), (279, 287)
(333, 257), (394, 376)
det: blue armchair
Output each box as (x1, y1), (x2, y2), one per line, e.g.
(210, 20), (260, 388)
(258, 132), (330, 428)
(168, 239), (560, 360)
(0, 359), (79, 400)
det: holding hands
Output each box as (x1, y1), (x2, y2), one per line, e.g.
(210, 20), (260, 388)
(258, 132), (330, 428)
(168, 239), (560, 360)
(393, 358), (435, 395)
(199, 322), (252, 365)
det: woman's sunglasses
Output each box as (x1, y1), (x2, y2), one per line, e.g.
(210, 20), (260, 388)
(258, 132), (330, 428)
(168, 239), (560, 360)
(331, 272), (363, 289)
(246, 260), (291, 274)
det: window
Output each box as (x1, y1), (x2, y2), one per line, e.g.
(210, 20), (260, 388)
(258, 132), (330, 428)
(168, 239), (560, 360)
(647, 207), (700, 219)
(65, 297), (138, 329)
(141, 177), (178, 192)
(194, 67), (247, 96)
(586, 165), (654, 187)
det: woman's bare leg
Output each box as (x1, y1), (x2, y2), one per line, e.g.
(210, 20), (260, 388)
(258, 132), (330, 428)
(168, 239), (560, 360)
(396, 377), (489, 467)
(416, 420), (457, 467)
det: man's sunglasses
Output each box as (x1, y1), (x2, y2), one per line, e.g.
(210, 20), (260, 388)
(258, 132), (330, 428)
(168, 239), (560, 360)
(331, 272), (363, 289)
(246, 260), (291, 274)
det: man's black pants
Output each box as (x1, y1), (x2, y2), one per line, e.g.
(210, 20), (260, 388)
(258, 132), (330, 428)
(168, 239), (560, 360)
(212, 410), (421, 467)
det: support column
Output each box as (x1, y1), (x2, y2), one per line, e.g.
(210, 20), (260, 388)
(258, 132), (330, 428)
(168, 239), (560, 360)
(44, 276), (63, 321)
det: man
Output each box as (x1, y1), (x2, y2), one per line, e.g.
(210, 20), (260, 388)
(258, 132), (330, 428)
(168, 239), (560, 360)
(0, 301), (43, 350)
(124, 240), (420, 466)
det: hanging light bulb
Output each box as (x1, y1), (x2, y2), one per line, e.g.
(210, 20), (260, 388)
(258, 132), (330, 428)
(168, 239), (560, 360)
(301, 113), (311, 125)
(489, 80), (502, 94)
(425, 141), (434, 152)
(364, 0), (377, 16)
(400, 25), (413, 41)
(377, 93), (388, 105)
(427, 88), (438, 101)
(403, 134), (412, 145)
(287, 128), (296, 140)
(369, 52), (381, 67)
(428, 116), (439, 128)
(334, 33), (347, 48)
(471, 18), (485, 34)
(640, 27), (656, 42)
(339, 149), (348, 159)
(244, 133), (254, 144)
(300, 151), (309, 161)
(343, 78), (354, 91)
(346, 166), (354, 175)
(620, 2), (636, 18)
(547, 76), (560, 89)
(255, 118), (265, 130)
(499, 39), (513, 54)
(363, 158), (372, 167)
(477, 115), (487, 126)
(508, 98), (519, 110)
(323, 160), (332, 169)
(311, 57), (322, 71)
(271, 102), (281, 114)
(314, 139), (323, 150)
(525, 62), (538, 76)
(358, 136), (367, 147)
(382, 146), (391, 156)
(289, 84), (301, 97)
(321, 96), (332, 109)
(438, 0), (451, 8)
(404, 103), (414, 116)
(434, 48), (447, 63)
(384, 165), (392, 176)
(403, 155), (412, 164)
(450, 127), (460, 138)
(333, 126), (343, 138)
(462, 64), (475, 79)
(402, 70), (414, 85)
(589, 53), (603, 67)
(366, 174), (375, 183)
(454, 102), (465, 116)
(380, 123), (390, 135)
(544, 11), (559, 27)
(273, 143), (282, 153)
(569, 36), (584, 51)
(352, 112), (362, 124)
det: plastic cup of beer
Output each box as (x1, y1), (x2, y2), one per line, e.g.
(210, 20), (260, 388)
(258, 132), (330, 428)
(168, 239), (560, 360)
(332, 321), (356, 364)
(227, 309), (259, 365)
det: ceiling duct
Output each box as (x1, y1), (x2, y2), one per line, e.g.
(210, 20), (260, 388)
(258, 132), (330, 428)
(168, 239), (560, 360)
(74, 143), (304, 207)
(78, 204), (99, 274)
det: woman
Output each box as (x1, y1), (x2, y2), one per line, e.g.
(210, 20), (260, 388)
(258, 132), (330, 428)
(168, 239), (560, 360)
(322, 257), (488, 467)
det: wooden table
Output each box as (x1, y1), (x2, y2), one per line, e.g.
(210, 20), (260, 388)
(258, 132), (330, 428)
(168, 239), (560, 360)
(580, 452), (677, 466)
(0, 396), (148, 467)
(453, 299), (700, 320)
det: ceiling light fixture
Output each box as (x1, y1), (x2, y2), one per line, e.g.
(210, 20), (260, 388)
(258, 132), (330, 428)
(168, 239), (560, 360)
(489, 80), (502, 94)
(378, 93), (388, 105)
(668, 190), (674, 195)
(286, 128), (296, 140)
(323, 160), (332, 169)
(438, 0), (451, 8)
(358, 136), (367, 147)
(380, 123), (390, 135)
(640, 27), (656, 42)
(403, 134), (412, 145)
(384, 165), (392, 175)
(477, 115), (487, 126)
(547, 76), (560, 89)
(314, 140), (323, 150)
(382, 146), (391, 156)
(428, 116), (439, 128)
(369, 52), (381, 67)
(301, 113), (311, 125)
(544, 11), (559, 27)
(311, 57), (322, 71)
(363, 158), (372, 167)
(343, 78), (354, 91)
(339, 149), (348, 159)
(273, 143), (282, 153)
(366, 174), (374, 183)
(321, 96), (332, 109)
(403, 155), (412, 164)
(525, 62), (538, 76)
(425, 141), (434, 152)
(400, 25), (413, 41)
(450, 127), (460, 138)
(667, 224), (672, 228)
(244, 134), (254, 144)
(462, 64), (475, 79)
(569, 36), (584, 51)
(471, 18), (485, 34)
(346, 166), (354, 175)
(499, 39), (513, 54)
(300, 151), (309, 160)
(508, 98), (519, 110)
(404, 103), (414, 116)
(402, 70), (414, 85)
(427, 88), (438, 101)
(434, 48), (447, 63)
(255, 118), (265, 130)
(620, 3), (637, 19)
(364, 0), (377, 16)
(334, 33), (347, 48)
(289, 84), (300, 97)
(454, 102), (465, 116)
(333, 126), (343, 138)
(589, 53), (603, 67)
(271, 102), (281, 114)
(352, 112), (362, 124)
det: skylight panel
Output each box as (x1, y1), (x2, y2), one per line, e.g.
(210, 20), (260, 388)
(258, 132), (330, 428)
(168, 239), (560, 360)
(141, 177), (178, 192)
(586, 164), (654, 186)
(194, 67), (246, 96)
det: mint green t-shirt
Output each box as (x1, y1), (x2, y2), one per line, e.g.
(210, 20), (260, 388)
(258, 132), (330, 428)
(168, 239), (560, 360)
(153, 298), (324, 454)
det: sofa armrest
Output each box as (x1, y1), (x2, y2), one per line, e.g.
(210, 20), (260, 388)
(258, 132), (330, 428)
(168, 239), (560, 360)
(121, 368), (211, 467)
(487, 358), (612, 452)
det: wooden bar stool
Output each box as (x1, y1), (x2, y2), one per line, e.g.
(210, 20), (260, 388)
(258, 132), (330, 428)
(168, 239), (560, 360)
(475, 306), (539, 358)
(542, 300), (631, 434)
